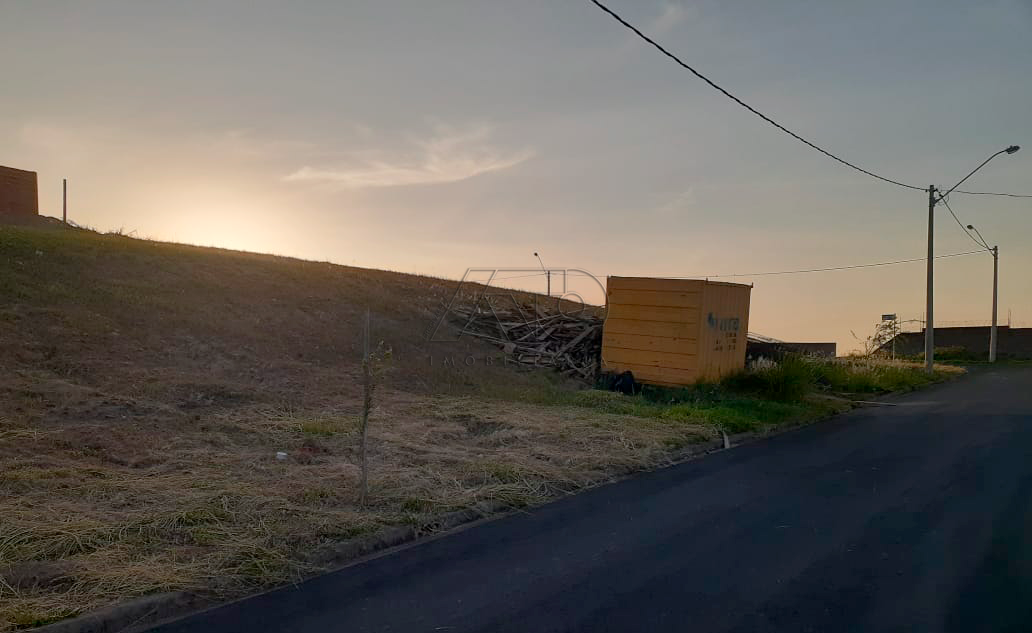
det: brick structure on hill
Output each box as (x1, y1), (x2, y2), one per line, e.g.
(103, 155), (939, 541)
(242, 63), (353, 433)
(0, 165), (39, 220)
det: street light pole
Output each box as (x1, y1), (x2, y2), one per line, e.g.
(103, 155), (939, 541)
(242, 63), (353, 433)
(967, 223), (999, 363)
(925, 145), (1019, 373)
(925, 185), (936, 373)
(991, 245), (999, 362)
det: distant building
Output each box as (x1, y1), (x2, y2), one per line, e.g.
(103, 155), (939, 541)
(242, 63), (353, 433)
(743, 330), (837, 361)
(0, 165), (39, 220)
(745, 332), (836, 360)
(886, 326), (1032, 361)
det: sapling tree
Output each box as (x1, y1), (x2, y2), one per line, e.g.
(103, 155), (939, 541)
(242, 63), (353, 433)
(359, 309), (391, 506)
(851, 320), (898, 359)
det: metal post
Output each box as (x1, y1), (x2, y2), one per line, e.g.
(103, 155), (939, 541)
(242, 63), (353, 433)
(62, 179), (67, 224)
(925, 186), (936, 373)
(990, 246), (999, 362)
(534, 252), (550, 296)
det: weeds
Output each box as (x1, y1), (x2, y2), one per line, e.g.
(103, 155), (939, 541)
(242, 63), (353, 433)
(724, 355), (961, 398)
(723, 356), (815, 401)
(298, 417), (356, 436)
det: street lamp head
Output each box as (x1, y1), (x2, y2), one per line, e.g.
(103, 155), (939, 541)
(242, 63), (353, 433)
(1005, 145), (1020, 155)
(966, 224), (975, 230)
(533, 252), (538, 257)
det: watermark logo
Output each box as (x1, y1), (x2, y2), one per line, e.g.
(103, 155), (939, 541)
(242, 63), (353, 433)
(706, 312), (741, 353)
(706, 312), (741, 332)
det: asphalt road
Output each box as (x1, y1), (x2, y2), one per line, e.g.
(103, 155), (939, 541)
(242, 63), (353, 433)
(149, 367), (1032, 633)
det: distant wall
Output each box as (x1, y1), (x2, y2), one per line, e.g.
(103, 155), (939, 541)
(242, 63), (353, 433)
(746, 341), (837, 360)
(0, 166), (39, 219)
(890, 327), (1032, 360)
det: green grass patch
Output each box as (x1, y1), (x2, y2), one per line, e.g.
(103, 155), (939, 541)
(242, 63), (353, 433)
(511, 357), (957, 436)
(298, 417), (356, 436)
(724, 356), (959, 398)
(559, 385), (817, 434)
(8, 607), (81, 630)
(722, 355), (815, 401)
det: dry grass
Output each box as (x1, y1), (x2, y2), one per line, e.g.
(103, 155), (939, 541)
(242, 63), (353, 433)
(0, 225), (721, 629)
(0, 225), (945, 629)
(0, 386), (723, 629)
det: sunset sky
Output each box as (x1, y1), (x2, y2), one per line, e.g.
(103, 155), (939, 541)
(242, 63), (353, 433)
(2, 1), (1030, 352)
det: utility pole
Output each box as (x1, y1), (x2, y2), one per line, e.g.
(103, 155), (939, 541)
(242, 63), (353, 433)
(62, 179), (67, 224)
(534, 251), (550, 296)
(926, 145), (1019, 372)
(925, 185), (936, 373)
(990, 245), (999, 362)
(966, 224), (999, 362)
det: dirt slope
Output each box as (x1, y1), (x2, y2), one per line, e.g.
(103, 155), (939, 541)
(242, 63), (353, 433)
(0, 223), (527, 416)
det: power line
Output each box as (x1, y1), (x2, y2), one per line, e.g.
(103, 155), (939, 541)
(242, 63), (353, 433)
(939, 196), (992, 253)
(492, 250), (983, 283)
(486, 272), (549, 281)
(587, 1), (1032, 200)
(664, 250), (984, 278)
(953, 189), (1032, 198)
(586, 0), (925, 192)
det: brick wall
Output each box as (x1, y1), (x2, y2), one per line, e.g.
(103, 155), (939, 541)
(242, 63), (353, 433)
(0, 166), (39, 218)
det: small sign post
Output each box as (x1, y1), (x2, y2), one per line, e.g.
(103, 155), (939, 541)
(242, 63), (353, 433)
(882, 314), (898, 359)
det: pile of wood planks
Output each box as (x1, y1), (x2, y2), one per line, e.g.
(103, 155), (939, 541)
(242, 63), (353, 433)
(450, 302), (603, 380)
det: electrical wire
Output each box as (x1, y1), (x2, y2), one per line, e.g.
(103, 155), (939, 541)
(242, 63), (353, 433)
(660, 250), (983, 278)
(939, 195), (992, 253)
(953, 189), (1032, 198)
(477, 272), (555, 282)
(586, 0), (925, 192)
(587, 2), (1032, 199)
(489, 250), (983, 283)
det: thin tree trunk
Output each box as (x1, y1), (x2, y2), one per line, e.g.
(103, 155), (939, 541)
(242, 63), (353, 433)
(359, 309), (371, 506)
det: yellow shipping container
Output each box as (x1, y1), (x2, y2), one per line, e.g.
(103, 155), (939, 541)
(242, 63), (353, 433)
(601, 277), (751, 386)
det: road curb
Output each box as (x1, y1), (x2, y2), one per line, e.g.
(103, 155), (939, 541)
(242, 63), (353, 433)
(31, 592), (209, 633)
(32, 501), (515, 633)
(308, 499), (514, 568)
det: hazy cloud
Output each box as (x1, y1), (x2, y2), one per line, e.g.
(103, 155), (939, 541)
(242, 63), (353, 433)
(650, 2), (691, 35)
(654, 188), (697, 217)
(284, 124), (532, 189)
(206, 129), (317, 160)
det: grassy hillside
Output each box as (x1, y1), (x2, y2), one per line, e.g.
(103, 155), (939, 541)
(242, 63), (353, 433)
(0, 224), (957, 630)
(0, 224), (570, 627)
(0, 225), (704, 629)
(0, 223), (536, 408)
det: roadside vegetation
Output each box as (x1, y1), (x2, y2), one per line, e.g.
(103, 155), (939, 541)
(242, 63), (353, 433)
(468, 355), (962, 435)
(0, 224), (962, 630)
(725, 355), (961, 399)
(901, 346), (1031, 366)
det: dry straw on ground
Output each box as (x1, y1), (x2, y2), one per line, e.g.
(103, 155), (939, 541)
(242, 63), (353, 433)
(0, 387), (722, 629)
